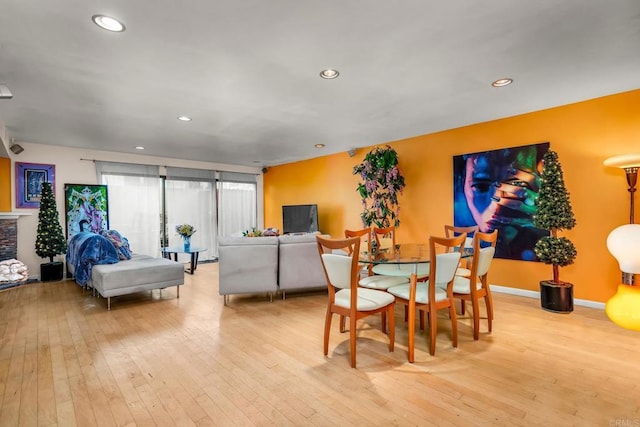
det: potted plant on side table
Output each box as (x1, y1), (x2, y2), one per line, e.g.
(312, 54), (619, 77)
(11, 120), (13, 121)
(533, 149), (577, 313)
(35, 182), (67, 281)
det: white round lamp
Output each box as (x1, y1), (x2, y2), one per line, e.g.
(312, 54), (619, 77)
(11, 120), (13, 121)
(604, 154), (640, 331)
(606, 224), (640, 282)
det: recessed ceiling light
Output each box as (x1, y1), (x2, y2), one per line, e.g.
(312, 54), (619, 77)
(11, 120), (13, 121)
(135, 146), (144, 150)
(315, 144), (325, 148)
(0, 84), (13, 99)
(177, 115), (192, 122)
(319, 69), (339, 79)
(491, 78), (513, 87)
(92, 15), (126, 32)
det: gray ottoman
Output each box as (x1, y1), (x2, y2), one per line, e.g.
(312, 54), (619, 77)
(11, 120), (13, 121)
(90, 254), (185, 309)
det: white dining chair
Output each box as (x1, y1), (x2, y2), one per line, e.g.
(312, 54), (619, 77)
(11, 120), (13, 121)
(316, 235), (395, 368)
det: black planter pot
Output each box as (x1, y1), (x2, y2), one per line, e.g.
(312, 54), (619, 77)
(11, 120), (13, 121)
(540, 280), (573, 313)
(41, 261), (64, 282)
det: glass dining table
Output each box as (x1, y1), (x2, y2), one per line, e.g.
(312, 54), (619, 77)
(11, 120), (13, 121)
(359, 243), (431, 276)
(358, 243), (473, 278)
(358, 243), (472, 362)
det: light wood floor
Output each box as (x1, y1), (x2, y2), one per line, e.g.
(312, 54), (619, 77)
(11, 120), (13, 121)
(1, 262), (639, 426)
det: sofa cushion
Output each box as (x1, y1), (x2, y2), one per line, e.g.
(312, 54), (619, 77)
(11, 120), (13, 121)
(277, 233), (320, 245)
(91, 254), (184, 297)
(218, 236), (279, 295)
(219, 236), (279, 246)
(278, 233), (327, 291)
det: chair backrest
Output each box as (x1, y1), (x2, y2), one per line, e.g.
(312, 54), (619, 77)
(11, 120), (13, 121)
(321, 254), (354, 289)
(345, 228), (372, 255)
(373, 226), (396, 251)
(471, 230), (498, 278)
(429, 234), (466, 292)
(444, 225), (478, 248)
(317, 235), (361, 290)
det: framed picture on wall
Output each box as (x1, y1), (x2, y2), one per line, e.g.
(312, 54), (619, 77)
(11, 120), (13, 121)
(15, 162), (56, 208)
(453, 142), (550, 261)
(64, 184), (109, 239)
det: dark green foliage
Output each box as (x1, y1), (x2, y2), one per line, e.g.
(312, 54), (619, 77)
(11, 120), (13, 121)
(35, 182), (67, 262)
(353, 145), (406, 228)
(534, 236), (577, 267)
(533, 150), (577, 282)
(533, 150), (576, 231)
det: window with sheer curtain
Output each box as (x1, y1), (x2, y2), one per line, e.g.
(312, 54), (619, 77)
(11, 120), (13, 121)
(165, 167), (218, 261)
(95, 162), (162, 257)
(217, 172), (257, 237)
(96, 162), (257, 261)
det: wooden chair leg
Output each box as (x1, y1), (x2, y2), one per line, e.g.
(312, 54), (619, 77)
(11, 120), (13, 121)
(408, 302), (416, 362)
(349, 315), (357, 368)
(324, 308), (332, 356)
(460, 299), (466, 315)
(388, 305), (395, 352)
(428, 307), (437, 356)
(340, 315), (346, 333)
(472, 298), (480, 340)
(419, 309), (425, 330)
(485, 291), (494, 332)
(404, 305), (408, 322)
(381, 312), (387, 334)
(450, 303), (458, 348)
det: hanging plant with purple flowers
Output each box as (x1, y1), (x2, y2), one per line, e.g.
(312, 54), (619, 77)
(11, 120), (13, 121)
(353, 145), (406, 228)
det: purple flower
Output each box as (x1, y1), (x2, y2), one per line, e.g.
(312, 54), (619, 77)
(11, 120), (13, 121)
(363, 161), (372, 173)
(366, 180), (377, 192)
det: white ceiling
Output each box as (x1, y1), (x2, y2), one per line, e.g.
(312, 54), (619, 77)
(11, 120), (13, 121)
(1, 1), (639, 167)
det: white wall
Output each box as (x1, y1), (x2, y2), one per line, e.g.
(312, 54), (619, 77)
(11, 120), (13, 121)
(0, 120), (9, 157)
(7, 142), (263, 278)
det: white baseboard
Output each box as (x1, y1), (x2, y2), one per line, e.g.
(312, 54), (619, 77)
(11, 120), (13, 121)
(490, 284), (605, 310)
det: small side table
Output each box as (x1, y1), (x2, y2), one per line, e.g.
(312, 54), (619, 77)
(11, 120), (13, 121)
(161, 246), (207, 274)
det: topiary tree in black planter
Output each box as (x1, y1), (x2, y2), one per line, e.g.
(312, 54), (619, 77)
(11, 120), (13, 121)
(533, 149), (577, 312)
(35, 182), (67, 281)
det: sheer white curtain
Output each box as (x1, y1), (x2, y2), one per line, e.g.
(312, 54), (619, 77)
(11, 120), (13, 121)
(95, 163), (257, 260)
(96, 162), (162, 257)
(218, 172), (257, 237)
(165, 179), (217, 261)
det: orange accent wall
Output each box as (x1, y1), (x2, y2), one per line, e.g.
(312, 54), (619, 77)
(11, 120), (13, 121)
(264, 88), (640, 303)
(0, 157), (10, 211)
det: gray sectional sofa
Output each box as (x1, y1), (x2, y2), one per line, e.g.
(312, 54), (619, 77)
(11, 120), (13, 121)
(218, 233), (327, 304)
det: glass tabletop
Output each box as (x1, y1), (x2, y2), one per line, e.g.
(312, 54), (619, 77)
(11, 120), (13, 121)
(358, 243), (471, 265)
(162, 246), (207, 254)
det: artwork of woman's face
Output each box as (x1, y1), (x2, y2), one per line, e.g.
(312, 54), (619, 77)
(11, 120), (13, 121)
(455, 143), (549, 261)
(463, 147), (541, 233)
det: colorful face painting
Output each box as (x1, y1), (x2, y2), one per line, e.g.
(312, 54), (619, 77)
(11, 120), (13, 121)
(453, 142), (550, 261)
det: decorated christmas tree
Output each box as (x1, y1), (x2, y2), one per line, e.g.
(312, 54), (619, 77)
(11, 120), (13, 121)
(533, 149), (577, 283)
(35, 182), (67, 262)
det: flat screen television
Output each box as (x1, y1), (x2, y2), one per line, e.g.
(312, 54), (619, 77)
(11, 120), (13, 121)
(282, 204), (319, 234)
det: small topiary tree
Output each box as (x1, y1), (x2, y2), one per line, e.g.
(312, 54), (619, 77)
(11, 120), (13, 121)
(35, 182), (67, 262)
(533, 149), (577, 283)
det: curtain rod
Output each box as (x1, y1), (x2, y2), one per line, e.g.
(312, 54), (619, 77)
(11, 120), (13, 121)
(80, 158), (166, 168)
(80, 158), (259, 176)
